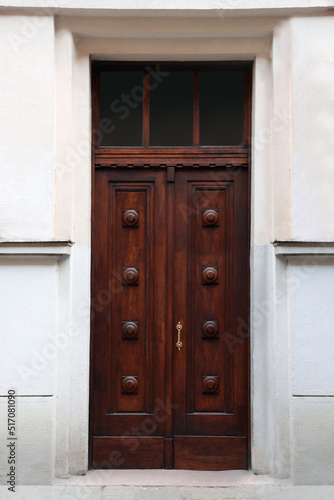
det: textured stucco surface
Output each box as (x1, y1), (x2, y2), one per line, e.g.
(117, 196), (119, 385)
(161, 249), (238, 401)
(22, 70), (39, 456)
(0, 7), (334, 490)
(291, 258), (334, 396)
(293, 397), (334, 485)
(0, 0), (334, 11)
(0, 397), (53, 485)
(1, 483), (334, 500)
(0, 16), (54, 240)
(290, 17), (334, 241)
(0, 259), (56, 396)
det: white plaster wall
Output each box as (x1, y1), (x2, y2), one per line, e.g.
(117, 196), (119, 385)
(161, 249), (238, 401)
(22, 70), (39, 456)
(293, 397), (334, 485)
(250, 59), (279, 475)
(0, 16), (54, 240)
(291, 257), (334, 396)
(271, 20), (292, 241)
(290, 17), (334, 241)
(0, 397), (53, 485)
(53, 25), (92, 476)
(0, 15), (57, 487)
(0, 258), (56, 396)
(66, 245), (91, 476)
(250, 244), (275, 475)
(288, 256), (334, 485)
(1, 7), (334, 490)
(287, 15), (334, 486)
(0, 0), (333, 11)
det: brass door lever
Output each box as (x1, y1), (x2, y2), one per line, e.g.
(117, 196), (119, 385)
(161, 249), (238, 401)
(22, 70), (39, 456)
(176, 321), (183, 350)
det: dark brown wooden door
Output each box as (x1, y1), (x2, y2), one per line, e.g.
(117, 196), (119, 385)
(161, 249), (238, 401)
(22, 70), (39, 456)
(90, 165), (249, 470)
(173, 169), (249, 469)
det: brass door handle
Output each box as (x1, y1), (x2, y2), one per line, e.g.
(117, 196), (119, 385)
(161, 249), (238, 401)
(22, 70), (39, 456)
(176, 321), (183, 350)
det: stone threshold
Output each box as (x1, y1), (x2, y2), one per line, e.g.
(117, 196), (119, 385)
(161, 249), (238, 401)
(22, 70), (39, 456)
(55, 469), (291, 487)
(2, 483), (334, 500)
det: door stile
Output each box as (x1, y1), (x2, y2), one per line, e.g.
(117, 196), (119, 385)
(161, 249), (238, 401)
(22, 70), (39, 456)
(165, 166), (175, 468)
(173, 172), (188, 435)
(91, 170), (109, 438)
(232, 169), (249, 438)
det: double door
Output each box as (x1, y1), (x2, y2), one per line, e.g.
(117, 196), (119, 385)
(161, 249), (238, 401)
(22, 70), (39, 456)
(90, 165), (249, 470)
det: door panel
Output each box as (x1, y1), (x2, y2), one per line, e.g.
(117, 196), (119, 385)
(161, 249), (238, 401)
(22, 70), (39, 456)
(93, 437), (165, 469)
(91, 166), (249, 470)
(91, 169), (167, 468)
(174, 436), (247, 470)
(173, 169), (249, 469)
(108, 184), (153, 414)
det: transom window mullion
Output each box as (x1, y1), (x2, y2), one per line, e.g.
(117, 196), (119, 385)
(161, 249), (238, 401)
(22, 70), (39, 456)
(193, 71), (200, 146)
(143, 71), (150, 148)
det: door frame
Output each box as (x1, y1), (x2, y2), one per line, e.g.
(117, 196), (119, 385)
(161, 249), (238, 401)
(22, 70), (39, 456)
(89, 61), (252, 469)
(53, 17), (293, 478)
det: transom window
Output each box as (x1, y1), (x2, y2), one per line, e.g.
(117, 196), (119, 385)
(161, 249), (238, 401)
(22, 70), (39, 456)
(96, 63), (248, 148)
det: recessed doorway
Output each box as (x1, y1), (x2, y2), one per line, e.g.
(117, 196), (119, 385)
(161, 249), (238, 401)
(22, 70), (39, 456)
(90, 62), (251, 470)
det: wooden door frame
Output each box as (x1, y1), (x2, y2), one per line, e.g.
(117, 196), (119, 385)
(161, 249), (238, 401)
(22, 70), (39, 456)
(89, 61), (252, 469)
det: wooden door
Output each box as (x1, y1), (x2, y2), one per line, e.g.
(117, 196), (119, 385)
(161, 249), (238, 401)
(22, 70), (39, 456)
(90, 61), (251, 470)
(90, 165), (249, 470)
(173, 168), (249, 470)
(91, 168), (168, 468)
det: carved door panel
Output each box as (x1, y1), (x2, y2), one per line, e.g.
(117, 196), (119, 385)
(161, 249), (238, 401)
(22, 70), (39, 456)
(90, 166), (249, 470)
(91, 168), (167, 468)
(173, 169), (249, 470)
